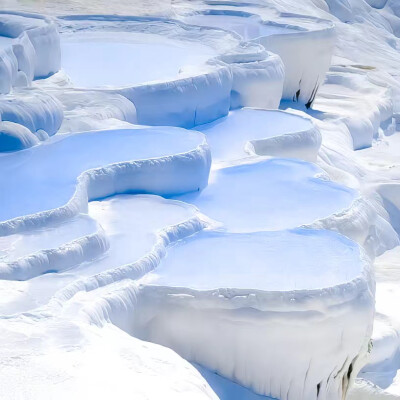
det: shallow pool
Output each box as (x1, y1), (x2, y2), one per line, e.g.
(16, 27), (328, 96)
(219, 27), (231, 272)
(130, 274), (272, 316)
(149, 229), (362, 291)
(183, 14), (295, 40)
(61, 32), (216, 87)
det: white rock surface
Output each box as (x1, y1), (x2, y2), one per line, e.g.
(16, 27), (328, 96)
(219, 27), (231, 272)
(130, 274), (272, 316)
(0, 88), (63, 141)
(193, 107), (321, 163)
(0, 11), (60, 93)
(0, 1), (400, 399)
(56, 16), (284, 127)
(0, 316), (218, 400)
(0, 127), (210, 233)
(0, 194), (205, 315)
(181, 10), (335, 106)
(133, 229), (375, 400)
(0, 120), (38, 151)
(172, 158), (356, 232)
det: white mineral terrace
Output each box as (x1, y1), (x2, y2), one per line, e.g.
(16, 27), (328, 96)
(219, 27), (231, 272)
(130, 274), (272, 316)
(0, 213), (98, 264)
(54, 15), (285, 127)
(182, 12), (296, 40)
(172, 159), (356, 231)
(0, 127), (209, 224)
(0, 12), (60, 93)
(145, 229), (363, 291)
(0, 194), (203, 314)
(0, 35), (15, 49)
(193, 108), (321, 162)
(132, 229), (374, 400)
(0, 89), (63, 145)
(180, 10), (335, 106)
(61, 32), (217, 88)
(0, 2), (399, 400)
